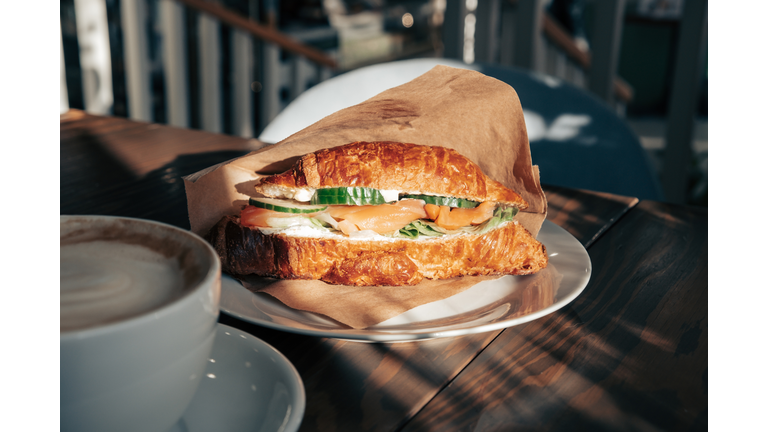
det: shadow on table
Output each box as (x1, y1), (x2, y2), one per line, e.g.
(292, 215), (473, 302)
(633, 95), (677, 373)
(61, 129), (249, 229)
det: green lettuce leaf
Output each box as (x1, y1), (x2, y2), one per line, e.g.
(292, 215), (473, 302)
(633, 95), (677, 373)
(396, 220), (446, 238)
(470, 206), (519, 236)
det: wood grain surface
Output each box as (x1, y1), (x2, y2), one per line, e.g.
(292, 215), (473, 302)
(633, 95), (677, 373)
(401, 201), (707, 432)
(543, 184), (638, 248)
(59, 112), (706, 432)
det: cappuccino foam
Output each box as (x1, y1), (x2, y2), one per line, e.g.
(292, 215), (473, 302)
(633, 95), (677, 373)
(60, 240), (186, 332)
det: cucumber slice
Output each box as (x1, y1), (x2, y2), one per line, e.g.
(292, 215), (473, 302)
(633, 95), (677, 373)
(402, 194), (480, 208)
(249, 197), (328, 214)
(310, 187), (391, 205)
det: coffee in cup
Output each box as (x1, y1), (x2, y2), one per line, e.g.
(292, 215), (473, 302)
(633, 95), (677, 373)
(60, 216), (221, 432)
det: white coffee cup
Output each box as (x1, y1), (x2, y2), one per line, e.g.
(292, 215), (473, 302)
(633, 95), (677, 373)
(60, 216), (221, 432)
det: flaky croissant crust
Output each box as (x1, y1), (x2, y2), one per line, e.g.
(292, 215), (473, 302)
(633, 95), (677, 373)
(255, 141), (529, 209)
(207, 216), (548, 286)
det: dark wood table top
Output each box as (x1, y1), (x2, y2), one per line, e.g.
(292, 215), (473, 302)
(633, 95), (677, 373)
(61, 111), (707, 431)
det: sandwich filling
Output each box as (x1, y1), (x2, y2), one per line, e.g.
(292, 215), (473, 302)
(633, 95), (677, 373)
(240, 186), (519, 240)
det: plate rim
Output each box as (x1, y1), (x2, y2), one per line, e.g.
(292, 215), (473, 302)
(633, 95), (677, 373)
(219, 220), (591, 342)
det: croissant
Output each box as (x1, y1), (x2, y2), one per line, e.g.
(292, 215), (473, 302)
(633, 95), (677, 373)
(205, 141), (547, 286)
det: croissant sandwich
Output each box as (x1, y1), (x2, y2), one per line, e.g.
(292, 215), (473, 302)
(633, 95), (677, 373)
(205, 141), (548, 286)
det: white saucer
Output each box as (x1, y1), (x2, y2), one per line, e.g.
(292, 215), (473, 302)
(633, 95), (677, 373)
(173, 324), (305, 432)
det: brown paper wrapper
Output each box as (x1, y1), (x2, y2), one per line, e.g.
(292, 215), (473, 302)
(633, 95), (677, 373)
(238, 263), (562, 330)
(184, 65), (548, 329)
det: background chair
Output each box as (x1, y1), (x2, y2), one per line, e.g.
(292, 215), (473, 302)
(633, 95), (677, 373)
(259, 58), (664, 201)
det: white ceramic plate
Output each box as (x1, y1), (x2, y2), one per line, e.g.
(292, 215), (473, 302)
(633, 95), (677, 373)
(219, 220), (591, 342)
(175, 324), (305, 432)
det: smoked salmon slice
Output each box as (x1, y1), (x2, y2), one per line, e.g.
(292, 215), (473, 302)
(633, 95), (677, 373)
(329, 199), (427, 235)
(431, 201), (496, 230)
(424, 203), (441, 220)
(240, 205), (297, 227)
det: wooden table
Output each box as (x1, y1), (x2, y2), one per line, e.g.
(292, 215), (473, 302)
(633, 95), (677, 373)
(61, 111), (708, 431)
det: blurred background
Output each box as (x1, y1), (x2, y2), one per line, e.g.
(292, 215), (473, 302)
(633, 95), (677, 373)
(60, 0), (707, 206)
